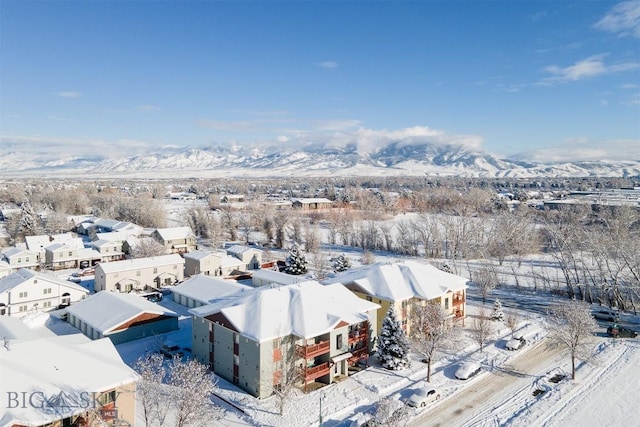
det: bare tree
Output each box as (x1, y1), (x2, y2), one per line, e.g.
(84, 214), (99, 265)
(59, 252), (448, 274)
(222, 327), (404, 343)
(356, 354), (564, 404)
(134, 354), (169, 427)
(130, 237), (168, 258)
(272, 335), (303, 416)
(310, 251), (331, 281)
(304, 222), (321, 253)
(505, 310), (520, 338)
(473, 266), (498, 305)
(361, 250), (376, 265)
(168, 357), (223, 427)
(409, 303), (455, 382)
(134, 353), (222, 427)
(547, 300), (598, 380)
(471, 308), (492, 353)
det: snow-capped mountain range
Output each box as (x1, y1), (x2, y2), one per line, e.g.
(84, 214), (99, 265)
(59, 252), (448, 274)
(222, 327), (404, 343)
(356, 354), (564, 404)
(2, 142), (639, 178)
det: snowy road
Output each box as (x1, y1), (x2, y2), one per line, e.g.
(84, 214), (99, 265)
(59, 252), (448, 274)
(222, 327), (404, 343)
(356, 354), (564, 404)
(411, 339), (566, 427)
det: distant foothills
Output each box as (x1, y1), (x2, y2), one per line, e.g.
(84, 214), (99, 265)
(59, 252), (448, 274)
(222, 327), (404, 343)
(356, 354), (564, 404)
(2, 142), (639, 178)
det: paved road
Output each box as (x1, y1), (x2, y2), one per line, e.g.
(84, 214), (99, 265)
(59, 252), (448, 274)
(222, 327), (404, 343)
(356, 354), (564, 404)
(411, 339), (565, 427)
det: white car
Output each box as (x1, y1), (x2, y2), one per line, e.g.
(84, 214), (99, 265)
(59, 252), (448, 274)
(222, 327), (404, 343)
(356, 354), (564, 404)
(407, 386), (441, 408)
(455, 361), (481, 380)
(505, 337), (526, 351)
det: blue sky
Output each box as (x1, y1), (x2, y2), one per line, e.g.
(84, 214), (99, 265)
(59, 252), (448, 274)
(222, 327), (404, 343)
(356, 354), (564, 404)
(1, 0), (639, 163)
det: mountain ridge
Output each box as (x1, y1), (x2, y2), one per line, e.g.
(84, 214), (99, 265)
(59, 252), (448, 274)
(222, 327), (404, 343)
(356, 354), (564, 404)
(2, 143), (638, 178)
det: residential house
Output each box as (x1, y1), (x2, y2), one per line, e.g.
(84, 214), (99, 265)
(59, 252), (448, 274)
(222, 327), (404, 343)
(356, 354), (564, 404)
(0, 261), (11, 279)
(0, 317), (138, 427)
(1, 247), (40, 270)
(91, 239), (125, 262)
(183, 250), (244, 277)
(66, 291), (179, 344)
(0, 268), (88, 317)
(94, 254), (185, 293)
(190, 281), (379, 398)
(44, 242), (79, 270)
(322, 260), (469, 333)
(24, 233), (84, 261)
(171, 275), (250, 308)
(251, 268), (304, 287)
(226, 245), (263, 270)
(151, 226), (196, 254)
(291, 198), (333, 210)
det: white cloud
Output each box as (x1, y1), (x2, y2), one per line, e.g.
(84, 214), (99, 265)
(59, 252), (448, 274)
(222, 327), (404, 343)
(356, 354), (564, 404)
(318, 61), (339, 69)
(540, 54), (640, 84)
(0, 135), (157, 160)
(594, 0), (640, 38)
(277, 125), (484, 154)
(516, 138), (639, 162)
(53, 91), (82, 98)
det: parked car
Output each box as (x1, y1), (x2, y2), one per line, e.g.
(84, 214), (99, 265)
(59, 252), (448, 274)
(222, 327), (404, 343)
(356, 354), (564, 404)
(592, 309), (620, 322)
(455, 361), (481, 380)
(505, 337), (527, 351)
(407, 386), (441, 408)
(607, 324), (638, 338)
(138, 291), (163, 302)
(160, 343), (184, 358)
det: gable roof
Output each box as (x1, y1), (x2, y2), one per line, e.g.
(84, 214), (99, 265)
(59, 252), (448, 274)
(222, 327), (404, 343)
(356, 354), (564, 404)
(66, 291), (178, 334)
(97, 254), (184, 274)
(171, 275), (250, 305)
(190, 281), (379, 343)
(154, 226), (194, 241)
(2, 247), (38, 259)
(226, 245), (262, 257)
(183, 249), (223, 261)
(25, 234), (84, 252)
(0, 269), (88, 295)
(322, 260), (469, 302)
(0, 334), (138, 427)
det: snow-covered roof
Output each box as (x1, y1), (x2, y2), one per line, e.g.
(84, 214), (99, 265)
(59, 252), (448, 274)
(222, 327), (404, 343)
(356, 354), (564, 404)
(183, 249), (223, 261)
(154, 226), (194, 241)
(97, 254), (184, 274)
(0, 334), (138, 427)
(2, 247), (37, 259)
(251, 269), (303, 285)
(322, 260), (469, 302)
(91, 239), (120, 248)
(25, 234), (84, 251)
(190, 281), (380, 343)
(0, 316), (39, 341)
(95, 231), (130, 242)
(172, 275), (250, 305)
(0, 269), (88, 295)
(77, 247), (101, 259)
(227, 245), (262, 257)
(66, 291), (178, 334)
(220, 255), (244, 268)
(292, 197), (333, 204)
(44, 242), (75, 252)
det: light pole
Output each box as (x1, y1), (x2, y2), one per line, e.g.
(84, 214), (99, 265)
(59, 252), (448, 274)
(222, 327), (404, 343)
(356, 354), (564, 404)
(319, 392), (326, 426)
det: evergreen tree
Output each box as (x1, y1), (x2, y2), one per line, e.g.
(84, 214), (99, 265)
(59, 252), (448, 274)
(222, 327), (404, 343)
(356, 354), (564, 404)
(491, 298), (505, 321)
(285, 243), (308, 275)
(19, 199), (41, 237)
(376, 307), (411, 370)
(332, 254), (352, 273)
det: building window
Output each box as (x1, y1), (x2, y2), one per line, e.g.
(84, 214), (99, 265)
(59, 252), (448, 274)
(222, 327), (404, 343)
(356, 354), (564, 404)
(43, 288), (52, 294)
(365, 296), (372, 302)
(336, 334), (343, 350)
(68, 251), (73, 256)
(17, 258), (21, 263)
(43, 301), (52, 308)
(19, 291), (28, 298)
(125, 284), (133, 292)
(19, 305), (27, 312)
(444, 298), (449, 310)
(25, 257), (29, 262)
(153, 268), (158, 274)
(136, 270), (141, 277)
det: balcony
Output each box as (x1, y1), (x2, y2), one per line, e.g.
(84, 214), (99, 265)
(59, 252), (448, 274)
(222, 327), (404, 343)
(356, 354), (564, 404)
(296, 340), (330, 359)
(302, 361), (331, 381)
(348, 347), (369, 364)
(348, 328), (369, 344)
